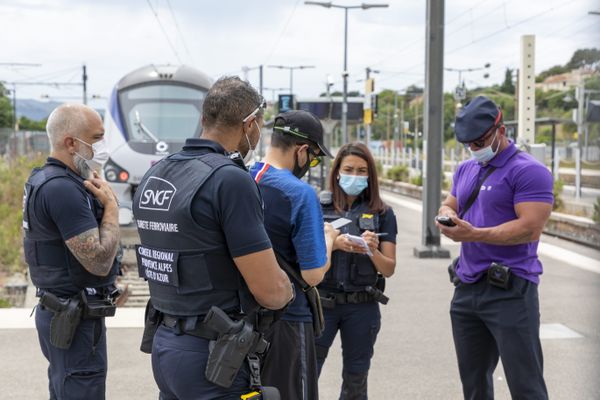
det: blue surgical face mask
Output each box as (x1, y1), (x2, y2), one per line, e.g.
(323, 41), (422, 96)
(469, 130), (499, 164)
(339, 173), (368, 196)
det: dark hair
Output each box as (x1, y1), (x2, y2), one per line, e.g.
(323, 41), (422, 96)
(328, 142), (387, 214)
(202, 76), (263, 129)
(270, 117), (317, 151)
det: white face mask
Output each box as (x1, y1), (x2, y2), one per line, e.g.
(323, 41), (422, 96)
(74, 138), (110, 171)
(469, 131), (499, 164)
(243, 121), (261, 165)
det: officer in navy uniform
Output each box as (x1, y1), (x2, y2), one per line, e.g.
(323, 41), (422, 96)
(132, 76), (293, 400)
(316, 142), (397, 400)
(23, 104), (121, 400)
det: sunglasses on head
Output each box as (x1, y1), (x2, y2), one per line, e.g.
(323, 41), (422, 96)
(242, 99), (267, 123)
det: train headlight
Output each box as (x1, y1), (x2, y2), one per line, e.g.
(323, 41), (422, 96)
(105, 169), (118, 182)
(103, 159), (130, 183)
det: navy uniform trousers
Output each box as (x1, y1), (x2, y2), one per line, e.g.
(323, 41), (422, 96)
(450, 276), (548, 400)
(315, 302), (381, 400)
(35, 306), (107, 400)
(152, 324), (251, 400)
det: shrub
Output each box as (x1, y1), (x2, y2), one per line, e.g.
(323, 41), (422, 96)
(0, 297), (11, 308)
(0, 154), (47, 275)
(410, 174), (423, 186)
(375, 160), (383, 177)
(553, 179), (564, 211)
(386, 165), (409, 182)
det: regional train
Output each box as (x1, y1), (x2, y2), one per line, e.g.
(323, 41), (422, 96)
(102, 65), (213, 225)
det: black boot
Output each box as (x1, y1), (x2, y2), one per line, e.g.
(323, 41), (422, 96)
(340, 370), (369, 400)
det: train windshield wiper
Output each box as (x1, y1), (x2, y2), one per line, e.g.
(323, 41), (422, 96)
(134, 111), (160, 143)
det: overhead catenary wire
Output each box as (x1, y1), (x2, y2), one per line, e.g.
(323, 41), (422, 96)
(373, 0), (581, 78)
(12, 66), (80, 84)
(446, 0), (572, 55)
(146, 0), (183, 64)
(369, 0), (515, 71)
(165, 0), (195, 65)
(263, 0), (302, 66)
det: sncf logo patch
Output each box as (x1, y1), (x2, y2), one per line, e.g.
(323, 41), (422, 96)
(138, 177), (177, 211)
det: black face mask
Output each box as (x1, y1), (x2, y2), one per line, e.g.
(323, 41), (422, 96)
(292, 148), (310, 179)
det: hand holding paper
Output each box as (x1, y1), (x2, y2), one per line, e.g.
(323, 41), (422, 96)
(344, 234), (372, 256)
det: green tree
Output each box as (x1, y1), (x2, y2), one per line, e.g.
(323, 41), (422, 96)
(536, 65), (568, 83)
(18, 116), (46, 131)
(499, 68), (515, 94)
(566, 48), (600, 70)
(0, 83), (14, 128)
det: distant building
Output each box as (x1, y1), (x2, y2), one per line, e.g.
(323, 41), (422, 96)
(536, 67), (598, 92)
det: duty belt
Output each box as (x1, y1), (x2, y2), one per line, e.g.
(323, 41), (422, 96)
(161, 314), (220, 340)
(329, 291), (374, 305)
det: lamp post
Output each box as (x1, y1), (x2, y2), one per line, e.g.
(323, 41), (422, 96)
(267, 65), (315, 95)
(263, 87), (288, 106)
(305, 1), (389, 144)
(242, 65), (264, 98)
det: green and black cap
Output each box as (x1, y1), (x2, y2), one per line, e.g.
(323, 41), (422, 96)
(273, 110), (333, 158)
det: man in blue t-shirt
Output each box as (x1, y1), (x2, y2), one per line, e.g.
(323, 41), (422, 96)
(437, 96), (552, 399)
(249, 110), (339, 400)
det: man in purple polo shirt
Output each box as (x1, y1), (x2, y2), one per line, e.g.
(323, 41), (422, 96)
(436, 96), (553, 400)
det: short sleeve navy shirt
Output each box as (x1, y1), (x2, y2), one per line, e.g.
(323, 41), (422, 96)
(184, 139), (272, 258)
(33, 158), (99, 241)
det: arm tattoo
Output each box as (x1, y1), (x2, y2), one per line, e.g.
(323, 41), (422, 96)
(65, 222), (120, 277)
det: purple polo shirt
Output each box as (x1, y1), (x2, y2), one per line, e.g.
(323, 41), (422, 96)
(450, 141), (554, 284)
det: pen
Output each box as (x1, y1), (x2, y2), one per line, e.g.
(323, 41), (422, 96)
(376, 233), (388, 237)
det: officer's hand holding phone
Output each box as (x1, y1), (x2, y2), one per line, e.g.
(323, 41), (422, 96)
(435, 215), (457, 227)
(324, 222), (340, 243)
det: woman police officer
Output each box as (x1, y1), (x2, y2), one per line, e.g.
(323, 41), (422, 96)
(316, 142), (397, 399)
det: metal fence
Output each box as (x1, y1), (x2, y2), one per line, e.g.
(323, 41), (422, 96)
(0, 129), (49, 157)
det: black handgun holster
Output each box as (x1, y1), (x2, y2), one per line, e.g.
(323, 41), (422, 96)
(140, 299), (161, 354)
(43, 295), (83, 350)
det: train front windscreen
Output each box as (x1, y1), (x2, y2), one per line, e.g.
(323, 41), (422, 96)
(118, 84), (206, 146)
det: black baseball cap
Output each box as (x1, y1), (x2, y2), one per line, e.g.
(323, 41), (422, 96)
(273, 110), (333, 158)
(454, 95), (502, 143)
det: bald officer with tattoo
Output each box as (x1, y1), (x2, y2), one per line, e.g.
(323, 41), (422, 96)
(23, 103), (121, 400)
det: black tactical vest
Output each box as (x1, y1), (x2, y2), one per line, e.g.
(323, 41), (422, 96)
(132, 151), (247, 317)
(319, 191), (382, 292)
(22, 161), (119, 295)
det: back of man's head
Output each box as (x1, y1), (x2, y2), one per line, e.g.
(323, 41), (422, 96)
(271, 110), (332, 157)
(46, 103), (99, 151)
(202, 76), (263, 129)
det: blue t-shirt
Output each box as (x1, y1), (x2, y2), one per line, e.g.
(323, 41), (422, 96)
(249, 162), (327, 322)
(450, 141), (554, 284)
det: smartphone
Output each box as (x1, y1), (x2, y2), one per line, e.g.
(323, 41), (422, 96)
(435, 215), (456, 227)
(330, 217), (352, 230)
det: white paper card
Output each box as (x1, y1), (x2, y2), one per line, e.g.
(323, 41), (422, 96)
(345, 234), (372, 256)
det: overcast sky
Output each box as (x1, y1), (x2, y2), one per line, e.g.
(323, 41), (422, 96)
(1, 0), (599, 110)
